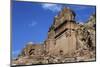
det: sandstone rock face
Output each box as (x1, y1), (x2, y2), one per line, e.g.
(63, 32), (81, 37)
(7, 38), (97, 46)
(18, 42), (44, 57)
(12, 7), (96, 66)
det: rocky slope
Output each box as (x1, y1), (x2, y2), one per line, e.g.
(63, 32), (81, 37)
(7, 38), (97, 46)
(12, 12), (96, 66)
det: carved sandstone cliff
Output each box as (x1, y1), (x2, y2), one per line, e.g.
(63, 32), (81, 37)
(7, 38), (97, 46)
(12, 7), (96, 66)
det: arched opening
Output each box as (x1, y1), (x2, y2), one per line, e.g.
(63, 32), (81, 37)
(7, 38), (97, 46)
(59, 50), (63, 55)
(29, 49), (35, 55)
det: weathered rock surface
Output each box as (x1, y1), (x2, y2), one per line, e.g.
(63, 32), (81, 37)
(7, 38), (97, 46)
(12, 7), (96, 66)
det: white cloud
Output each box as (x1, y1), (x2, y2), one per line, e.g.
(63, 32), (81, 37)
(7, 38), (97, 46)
(12, 50), (20, 55)
(41, 3), (62, 12)
(79, 22), (85, 25)
(28, 21), (37, 27)
(12, 50), (21, 59)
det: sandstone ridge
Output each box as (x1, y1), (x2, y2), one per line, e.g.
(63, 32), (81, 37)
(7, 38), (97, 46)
(12, 7), (96, 66)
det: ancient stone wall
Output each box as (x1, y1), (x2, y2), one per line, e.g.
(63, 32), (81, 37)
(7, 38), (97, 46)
(45, 7), (79, 56)
(12, 7), (96, 66)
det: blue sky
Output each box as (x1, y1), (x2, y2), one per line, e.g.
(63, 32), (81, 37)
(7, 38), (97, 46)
(12, 1), (96, 58)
